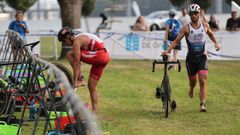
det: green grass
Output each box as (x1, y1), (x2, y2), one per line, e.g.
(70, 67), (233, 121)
(17, 59), (240, 135)
(62, 59), (240, 135)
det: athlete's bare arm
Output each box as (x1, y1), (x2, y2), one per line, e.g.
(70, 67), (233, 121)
(72, 36), (82, 87)
(203, 22), (221, 51)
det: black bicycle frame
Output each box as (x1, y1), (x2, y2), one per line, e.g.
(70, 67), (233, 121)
(152, 55), (181, 118)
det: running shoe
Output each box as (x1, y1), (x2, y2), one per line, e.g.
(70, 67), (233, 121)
(200, 103), (207, 112)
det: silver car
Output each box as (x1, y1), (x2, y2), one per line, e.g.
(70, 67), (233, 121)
(145, 10), (180, 31)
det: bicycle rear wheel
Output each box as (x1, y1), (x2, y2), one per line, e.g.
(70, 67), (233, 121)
(53, 63), (73, 86)
(0, 80), (8, 116)
(0, 91), (8, 116)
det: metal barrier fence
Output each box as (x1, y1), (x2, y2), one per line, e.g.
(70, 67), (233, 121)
(0, 32), (61, 60)
(99, 30), (240, 60)
(0, 30), (101, 135)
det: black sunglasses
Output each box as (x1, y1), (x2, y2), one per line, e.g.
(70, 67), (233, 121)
(189, 11), (199, 16)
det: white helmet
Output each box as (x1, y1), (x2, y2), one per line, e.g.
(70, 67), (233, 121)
(188, 4), (201, 13)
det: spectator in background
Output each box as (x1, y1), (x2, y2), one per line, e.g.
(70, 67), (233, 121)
(132, 16), (149, 31)
(200, 9), (208, 22)
(9, 10), (29, 39)
(238, 15), (240, 27)
(164, 9), (182, 70)
(178, 7), (190, 27)
(9, 10), (28, 63)
(208, 14), (220, 31)
(96, 13), (109, 33)
(9, 11), (31, 118)
(226, 11), (239, 31)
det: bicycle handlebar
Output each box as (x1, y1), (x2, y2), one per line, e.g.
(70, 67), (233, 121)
(23, 41), (40, 51)
(152, 55), (181, 72)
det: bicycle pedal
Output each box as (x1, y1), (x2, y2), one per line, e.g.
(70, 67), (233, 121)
(155, 91), (161, 99)
(155, 87), (161, 99)
(161, 93), (165, 102)
(171, 100), (177, 112)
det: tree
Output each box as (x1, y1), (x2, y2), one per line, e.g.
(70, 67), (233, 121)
(82, 0), (95, 16)
(57, 0), (84, 29)
(82, 0), (96, 32)
(225, 0), (240, 5)
(57, 0), (83, 57)
(169, 0), (186, 8)
(5, 0), (37, 12)
(0, 0), (5, 12)
(190, 0), (213, 11)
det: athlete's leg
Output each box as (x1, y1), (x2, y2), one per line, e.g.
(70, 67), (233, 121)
(172, 49), (179, 69)
(88, 77), (99, 113)
(198, 70), (208, 111)
(186, 58), (197, 98)
(170, 45), (181, 70)
(173, 49), (178, 61)
(87, 63), (107, 113)
(81, 50), (109, 113)
(188, 75), (197, 98)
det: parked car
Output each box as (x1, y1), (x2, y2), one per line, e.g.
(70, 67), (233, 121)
(145, 10), (181, 31)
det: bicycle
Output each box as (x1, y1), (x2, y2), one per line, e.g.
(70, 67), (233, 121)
(0, 30), (101, 135)
(0, 41), (73, 115)
(0, 41), (40, 116)
(152, 55), (181, 118)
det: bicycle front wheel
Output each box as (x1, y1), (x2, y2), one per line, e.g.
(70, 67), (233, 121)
(164, 89), (169, 118)
(163, 76), (171, 118)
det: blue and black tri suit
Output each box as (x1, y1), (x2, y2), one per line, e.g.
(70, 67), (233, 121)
(185, 22), (208, 76)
